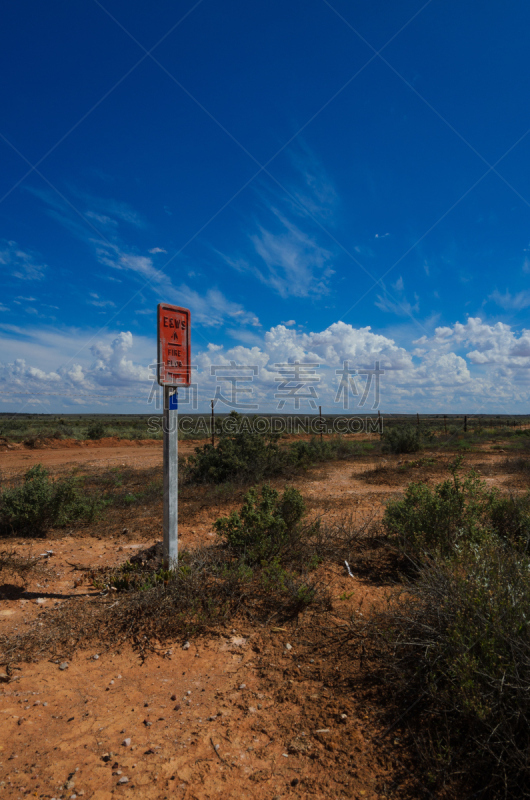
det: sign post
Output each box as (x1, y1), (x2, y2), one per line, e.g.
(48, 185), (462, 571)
(157, 303), (191, 569)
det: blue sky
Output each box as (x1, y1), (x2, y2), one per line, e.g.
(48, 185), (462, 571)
(2, 0), (530, 414)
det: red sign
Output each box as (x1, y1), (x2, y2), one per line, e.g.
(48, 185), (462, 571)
(157, 303), (191, 386)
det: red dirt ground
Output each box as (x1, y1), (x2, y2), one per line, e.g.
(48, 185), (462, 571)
(0, 438), (521, 799)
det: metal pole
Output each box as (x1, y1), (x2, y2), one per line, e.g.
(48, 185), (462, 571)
(211, 399), (215, 448)
(163, 386), (178, 569)
(319, 405), (323, 442)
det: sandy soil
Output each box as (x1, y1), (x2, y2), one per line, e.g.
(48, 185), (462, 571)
(0, 438), (524, 799)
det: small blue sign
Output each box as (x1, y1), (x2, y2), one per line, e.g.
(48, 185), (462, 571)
(169, 392), (178, 410)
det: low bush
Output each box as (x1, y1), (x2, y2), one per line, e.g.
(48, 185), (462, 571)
(87, 421), (106, 440)
(370, 541), (530, 797)
(0, 464), (102, 535)
(364, 460), (530, 796)
(214, 484), (312, 565)
(381, 424), (422, 454)
(186, 411), (365, 486)
(185, 427), (285, 484)
(384, 458), (530, 560)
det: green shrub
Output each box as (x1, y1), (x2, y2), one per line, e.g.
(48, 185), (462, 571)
(287, 435), (357, 466)
(0, 464), (101, 535)
(384, 458), (530, 560)
(87, 421), (106, 440)
(260, 556), (316, 609)
(186, 432), (284, 484)
(384, 459), (493, 558)
(382, 424), (422, 454)
(215, 484), (309, 564)
(186, 412), (362, 486)
(376, 541), (530, 796)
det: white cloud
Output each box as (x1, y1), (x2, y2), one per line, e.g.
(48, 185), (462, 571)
(0, 240), (46, 280)
(149, 247), (167, 254)
(0, 325), (154, 408)
(28, 189), (260, 330)
(489, 289), (530, 310)
(375, 277), (420, 317)
(88, 292), (115, 308)
(236, 209), (335, 299)
(287, 144), (339, 223)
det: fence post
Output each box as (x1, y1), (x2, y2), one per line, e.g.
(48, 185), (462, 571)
(378, 409), (382, 434)
(319, 405), (323, 443)
(444, 415), (447, 435)
(464, 415), (467, 433)
(211, 399), (215, 447)
(417, 412), (420, 428)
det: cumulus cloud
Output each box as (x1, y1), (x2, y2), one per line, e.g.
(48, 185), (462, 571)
(3, 317), (530, 412)
(0, 327), (153, 408)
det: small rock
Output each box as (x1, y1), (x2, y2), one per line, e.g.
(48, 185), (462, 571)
(170, 694), (177, 701)
(122, 738), (131, 747)
(173, 704), (181, 711)
(291, 778), (299, 787)
(143, 720), (152, 727)
(65, 780), (75, 790)
(182, 642), (190, 650)
(186, 690), (191, 696)
(239, 683), (246, 690)
(93, 654), (99, 661)
(117, 776), (129, 785)
(285, 643), (292, 651)
(59, 662), (69, 671)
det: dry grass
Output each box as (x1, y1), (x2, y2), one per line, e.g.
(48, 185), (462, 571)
(0, 511), (379, 665)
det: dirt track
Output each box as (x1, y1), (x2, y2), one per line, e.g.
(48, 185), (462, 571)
(0, 438), (202, 475)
